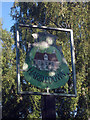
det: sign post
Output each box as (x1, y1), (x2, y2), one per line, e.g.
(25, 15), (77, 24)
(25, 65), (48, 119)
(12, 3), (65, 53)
(15, 23), (77, 119)
(41, 95), (56, 120)
(22, 32), (70, 120)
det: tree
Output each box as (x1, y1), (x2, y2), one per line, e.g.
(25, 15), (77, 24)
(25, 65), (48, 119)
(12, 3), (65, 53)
(1, 20), (41, 120)
(2, 2), (89, 119)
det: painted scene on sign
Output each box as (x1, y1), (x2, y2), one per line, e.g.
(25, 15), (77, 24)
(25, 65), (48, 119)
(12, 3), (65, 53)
(23, 32), (70, 89)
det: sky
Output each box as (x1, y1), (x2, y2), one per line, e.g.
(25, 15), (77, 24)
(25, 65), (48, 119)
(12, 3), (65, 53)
(1, 2), (15, 32)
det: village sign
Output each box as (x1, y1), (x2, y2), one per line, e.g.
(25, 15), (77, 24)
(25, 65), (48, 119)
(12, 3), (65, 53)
(23, 32), (69, 89)
(16, 23), (77, 97)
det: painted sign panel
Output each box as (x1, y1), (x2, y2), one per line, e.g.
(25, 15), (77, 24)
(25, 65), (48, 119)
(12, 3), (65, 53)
(23, 32), (69, 89)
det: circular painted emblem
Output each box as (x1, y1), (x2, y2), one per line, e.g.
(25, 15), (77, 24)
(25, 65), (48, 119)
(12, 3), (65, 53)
(23, 32), (69, 89)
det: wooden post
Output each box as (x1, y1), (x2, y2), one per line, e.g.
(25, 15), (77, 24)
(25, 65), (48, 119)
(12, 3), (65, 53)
(41, 95), (56, 120)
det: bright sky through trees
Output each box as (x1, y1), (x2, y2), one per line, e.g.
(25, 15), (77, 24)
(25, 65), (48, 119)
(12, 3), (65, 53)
(2, 2), (15, 32)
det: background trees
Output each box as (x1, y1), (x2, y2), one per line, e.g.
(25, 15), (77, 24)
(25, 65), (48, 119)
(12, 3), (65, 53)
(2, 2), (89, 119)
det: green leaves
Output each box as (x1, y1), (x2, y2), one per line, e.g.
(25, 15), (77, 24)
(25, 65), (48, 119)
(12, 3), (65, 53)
(2, 2), (89, 119)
